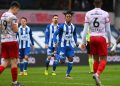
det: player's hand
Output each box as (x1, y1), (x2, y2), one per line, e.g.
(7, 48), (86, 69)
(107, 42), (111, 48)
(80, 44), (86, 51)
(45, 44), (48, 48)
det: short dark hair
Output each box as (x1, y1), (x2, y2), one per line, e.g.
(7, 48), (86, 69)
(10, 1), (20, 8)
(20, 17), (27, 21)
(53, 15), (58, 17)
(63, 10), (74, 16)
(94, 0), (102, 6)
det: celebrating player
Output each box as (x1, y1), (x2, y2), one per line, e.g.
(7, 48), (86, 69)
(17, 17), (34, 76)
(81, 0), (111, 86)
(0, 1), (24, 86)
(53, 10), (78, 79)
(45, 15), (59, 76)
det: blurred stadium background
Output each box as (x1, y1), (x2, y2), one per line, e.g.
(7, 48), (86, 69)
(0, 0), (120, 66)
(0, 0), (120, 86)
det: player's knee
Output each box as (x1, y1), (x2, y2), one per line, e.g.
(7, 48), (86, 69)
(24, 56), (29, 61)
(11, 58), (18, 68)
(23, 59), (28, 63)
(68, 57), (73, 62)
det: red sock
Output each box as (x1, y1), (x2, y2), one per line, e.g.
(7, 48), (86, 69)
(97, 60), (107, 76)
(93, 61), (99, 73)
(11, 67), (18, 82)
(0, 65), (5, 74)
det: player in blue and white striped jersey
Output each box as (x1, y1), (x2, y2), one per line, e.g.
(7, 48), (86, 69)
(53, 10), (78, 79)
(45, 15), (59, 76)
(17, 17), (34, 76)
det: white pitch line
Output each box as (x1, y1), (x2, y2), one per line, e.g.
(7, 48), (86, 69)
(22, 81), (94, 86)
(22, 81), (113, 86)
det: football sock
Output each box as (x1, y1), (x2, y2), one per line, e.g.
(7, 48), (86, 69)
(97, 60), (107, 76)
(66, 61), (73, 75)
(53, 60), (58, 71)
(11, 67), (18, 82)
(45, 59), (50, 70)
(93, 61), (99, 73)
(89, 56), (93, 72)
(23, 59), (28, 71)
(19, 61), (24, 72)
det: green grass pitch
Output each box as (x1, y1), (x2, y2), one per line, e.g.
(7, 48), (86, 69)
(0, 65), (120, 86)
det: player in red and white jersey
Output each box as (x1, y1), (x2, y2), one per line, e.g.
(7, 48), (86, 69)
(81, 0), (111, 86)
(0, 1), (23, 86)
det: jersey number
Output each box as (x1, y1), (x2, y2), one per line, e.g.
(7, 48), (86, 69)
(3, 20), (7, 30)
(93, 18), (99, 27)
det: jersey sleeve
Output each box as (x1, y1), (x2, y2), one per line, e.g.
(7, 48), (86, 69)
(29, 28), (34, 45)
(45, 25), (49, 44)
(84, 13), (89, 23)
(11, 15), (18, 24)
(53, 24), (63, 43)
(105, 12), (110, 23)
(73, 27), (77, 44)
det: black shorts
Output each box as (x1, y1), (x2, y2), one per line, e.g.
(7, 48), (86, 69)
(86, 41), (90, 54)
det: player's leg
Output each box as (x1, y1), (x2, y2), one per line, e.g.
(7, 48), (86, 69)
(96, 37), (107, 77)
(59, 47), (66, 64)
(23, 47), (31, 76)
(0, 42), (10, 74)
(90, 36), (102, 86)
(44, 48), (52, 75)
(11, 58), (24, 86)
(52, 47), (60, 75)
(93, 55), (99, 73)
(19, 49), (24, 75)
(52, 54), (59, 75)
(0, 58), (10, 74)
(86, 41), (93, 73)
(88, 54), (93, 73)
(9, 42), (24, 86)
(65, 46), (74, 79)
(93, 37), (107, 86)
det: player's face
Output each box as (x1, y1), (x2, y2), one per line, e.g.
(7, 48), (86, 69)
(13, 7), (19, 15)
(65, 14), (72, 23)
(52, 16), (58, 24)
(21, 19), (27, 26)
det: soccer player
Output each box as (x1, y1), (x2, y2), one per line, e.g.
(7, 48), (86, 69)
(86, 30), (93, 74)
(81, 0), (111, 86)
(0, 1), (24, 86)
(45, 15), (59, 76)
(53, 10), (78, 79)
(17, 17), (34, 76)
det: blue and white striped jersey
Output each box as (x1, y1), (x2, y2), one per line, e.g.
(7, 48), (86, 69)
(17, 25), (34, 49)
(53, 22), (77, 47)
(45, 23), (59, 48)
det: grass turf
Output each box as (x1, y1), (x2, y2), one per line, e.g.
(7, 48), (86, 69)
(0, 65), (120, 86)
